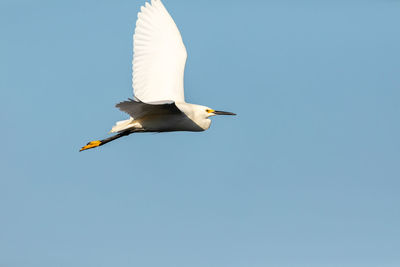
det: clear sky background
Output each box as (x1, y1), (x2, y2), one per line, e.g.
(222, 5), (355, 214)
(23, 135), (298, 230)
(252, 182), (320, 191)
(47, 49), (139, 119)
(1, 0), (399, 266)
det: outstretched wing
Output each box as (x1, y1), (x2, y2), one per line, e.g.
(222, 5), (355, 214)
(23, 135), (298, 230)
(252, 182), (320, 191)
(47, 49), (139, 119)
(132, 0), (187, 103)
(116, 99), (182, 120)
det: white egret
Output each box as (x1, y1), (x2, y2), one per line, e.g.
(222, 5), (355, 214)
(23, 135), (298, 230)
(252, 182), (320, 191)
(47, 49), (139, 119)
(80, 0), (235, 152)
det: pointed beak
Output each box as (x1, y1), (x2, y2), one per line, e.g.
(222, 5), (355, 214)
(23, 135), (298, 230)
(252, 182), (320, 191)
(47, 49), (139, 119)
(214, 110), (236, 116)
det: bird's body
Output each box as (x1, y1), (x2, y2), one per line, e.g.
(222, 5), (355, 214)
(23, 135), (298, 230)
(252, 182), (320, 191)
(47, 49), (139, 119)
(111, 102), (210, 133)
(80, 0), (235, 152)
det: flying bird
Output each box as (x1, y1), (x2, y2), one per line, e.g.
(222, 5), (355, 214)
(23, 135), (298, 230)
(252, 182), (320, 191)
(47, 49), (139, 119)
(80, 0), (236, 152)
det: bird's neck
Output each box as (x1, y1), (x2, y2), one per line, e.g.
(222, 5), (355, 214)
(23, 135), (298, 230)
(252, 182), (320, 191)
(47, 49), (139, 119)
(176, 102), (211, 130)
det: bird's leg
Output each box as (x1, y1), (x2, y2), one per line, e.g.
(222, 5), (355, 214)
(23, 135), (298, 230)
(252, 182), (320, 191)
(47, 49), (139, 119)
(79, 130), (131, 152)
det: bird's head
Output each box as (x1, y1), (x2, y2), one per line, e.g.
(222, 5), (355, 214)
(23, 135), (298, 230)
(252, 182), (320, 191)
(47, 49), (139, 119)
(204, 108), (236, 118)
(180, 103), (236, 130)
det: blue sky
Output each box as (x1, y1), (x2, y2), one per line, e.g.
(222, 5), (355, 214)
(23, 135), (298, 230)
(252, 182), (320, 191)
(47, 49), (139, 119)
(1, 0), (399, 266)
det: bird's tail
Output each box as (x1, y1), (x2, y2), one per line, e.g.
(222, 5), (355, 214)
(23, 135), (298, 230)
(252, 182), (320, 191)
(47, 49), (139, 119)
(110, 118), (134, 133)
(79, 131), (131, 152)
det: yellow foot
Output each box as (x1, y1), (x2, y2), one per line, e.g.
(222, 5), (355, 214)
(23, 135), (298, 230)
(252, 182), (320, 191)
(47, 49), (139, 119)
(80, 140), (102, 152)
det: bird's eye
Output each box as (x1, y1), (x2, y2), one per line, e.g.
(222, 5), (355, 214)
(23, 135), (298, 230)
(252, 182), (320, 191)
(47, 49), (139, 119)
(206, 109), (214, 113)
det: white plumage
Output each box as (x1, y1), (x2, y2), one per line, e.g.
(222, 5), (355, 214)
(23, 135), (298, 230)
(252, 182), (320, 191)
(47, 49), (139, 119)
(80, 0), (235, 152)
(133, 0), (187, 103)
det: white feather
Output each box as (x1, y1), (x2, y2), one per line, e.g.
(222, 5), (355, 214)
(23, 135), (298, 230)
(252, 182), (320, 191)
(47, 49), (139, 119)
(132, 0), (187, 103)
(110, 118), (134, 133)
